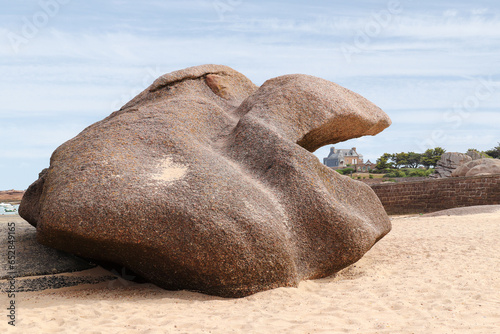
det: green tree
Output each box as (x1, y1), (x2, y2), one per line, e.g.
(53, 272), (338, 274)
(406, 152), (422, 168)
(484, 143), (500, 159)
(421, 147), (445, 168)
(392, 152), (409, 168)
(376, 153), (393, 170)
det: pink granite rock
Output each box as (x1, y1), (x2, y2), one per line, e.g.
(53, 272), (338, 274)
(20, 65), (392, 297)
(452, 158), (500, 177)
(435, 152), (472, 178)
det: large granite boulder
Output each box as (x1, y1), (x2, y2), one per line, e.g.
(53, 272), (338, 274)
(452, 158), (500, 177)
(19, 64), (392, 297)
(434, 152), (472, 178)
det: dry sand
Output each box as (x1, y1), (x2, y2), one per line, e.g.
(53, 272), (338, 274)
(2, 209), (500, 333)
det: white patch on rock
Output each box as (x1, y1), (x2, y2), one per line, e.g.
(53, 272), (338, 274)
(152, 157), (188, 183)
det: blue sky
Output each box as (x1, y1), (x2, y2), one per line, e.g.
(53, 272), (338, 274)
(1, 0), (499, 190)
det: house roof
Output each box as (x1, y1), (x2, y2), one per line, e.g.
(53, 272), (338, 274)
(325, 148), (361, 161)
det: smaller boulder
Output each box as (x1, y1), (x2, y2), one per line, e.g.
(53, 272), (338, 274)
(466, 150), (484, 161)
(452, 158), (500, 177)
(434, 152), (472, 178)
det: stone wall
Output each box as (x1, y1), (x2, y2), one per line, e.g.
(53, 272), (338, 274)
(369, 175), (500, 215)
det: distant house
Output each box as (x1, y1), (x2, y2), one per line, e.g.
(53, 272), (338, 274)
(324, 147), (363, 168)
(323, 147), (376, 172)
(356, 160), (377, 172)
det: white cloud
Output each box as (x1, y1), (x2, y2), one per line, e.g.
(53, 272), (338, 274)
(389, 111), (500, 126)
(394, 16), (500, 39)
(2, 1), (500, 190)
(210, 12), (500, 40)
(471, 8), (489, 16)
(443, 9), (459, 17)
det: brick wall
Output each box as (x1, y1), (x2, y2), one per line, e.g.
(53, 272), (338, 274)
(370, 175), (500, 215)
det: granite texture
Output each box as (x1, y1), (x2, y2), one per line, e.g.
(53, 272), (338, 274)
(452, 158), (500, 177)
(20, 64), (392, 297)
(434, 152), (472, 178)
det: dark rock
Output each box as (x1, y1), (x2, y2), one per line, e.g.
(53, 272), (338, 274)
(17, 168), (47, 225)
(0, 273), (117, 293)
(0, 218), (96, 279)
(19, 64), (392, 297)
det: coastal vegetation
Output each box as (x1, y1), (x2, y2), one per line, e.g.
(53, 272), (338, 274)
(484, 142), (500, 159)
(375, 147), (445, 171)
(369, 143), (498, 179)
(372, 147), (444, 178)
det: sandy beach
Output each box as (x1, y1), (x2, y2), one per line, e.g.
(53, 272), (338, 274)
(2, 208), (499, 333)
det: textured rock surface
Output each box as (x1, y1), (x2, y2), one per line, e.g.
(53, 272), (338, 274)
(452, 158), (500, 177)
(434, 152), (472, 178)
(20, 64), (392, 297)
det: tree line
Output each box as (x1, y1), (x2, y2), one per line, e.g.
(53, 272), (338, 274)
(376, 147), (446, 170)
(375, 143), (499, 171)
